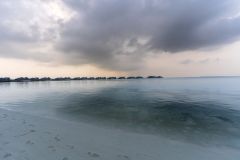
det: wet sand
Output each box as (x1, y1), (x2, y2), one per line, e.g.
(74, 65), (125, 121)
(0, 108), (239, 160)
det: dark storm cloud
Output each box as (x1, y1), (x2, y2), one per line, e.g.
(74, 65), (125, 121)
(1, 0), (239, 70)
(57, 0), (240, 70)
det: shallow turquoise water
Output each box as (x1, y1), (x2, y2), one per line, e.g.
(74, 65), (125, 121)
(1, 77), (240, 148)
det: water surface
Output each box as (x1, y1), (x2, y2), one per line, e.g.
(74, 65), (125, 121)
(1, 77), (240, 148)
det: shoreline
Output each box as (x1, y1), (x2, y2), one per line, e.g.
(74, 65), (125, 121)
(0, 108), (239, 160)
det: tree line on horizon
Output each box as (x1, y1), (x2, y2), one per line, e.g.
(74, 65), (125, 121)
(0, 76), (163, 82)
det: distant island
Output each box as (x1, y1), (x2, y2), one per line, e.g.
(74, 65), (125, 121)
(0, 76), (163, 83)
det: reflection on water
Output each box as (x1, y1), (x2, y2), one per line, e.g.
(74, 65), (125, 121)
(1, 78), (240, 148)
(59, 87), (240, 148)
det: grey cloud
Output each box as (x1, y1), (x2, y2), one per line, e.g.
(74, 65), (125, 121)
(0, 0), (64, 62)
(0, 0), (239, 70)
(0, 1), (36, 43)
(180, 59), (193, 65)
(148, 1), (240, 52)
(57, 0), (240, 70)
(198, 59), (210, 64)
(0, 24), (36, 43)
(180, 58), (220, 65)
(0, 44), (53, 63)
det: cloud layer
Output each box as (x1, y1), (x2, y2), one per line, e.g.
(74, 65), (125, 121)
(0, 0), (70, 62)
(57, 0), (240, 70)
(0, 0), (240, 71)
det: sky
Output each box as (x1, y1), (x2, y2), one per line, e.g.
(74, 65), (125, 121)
(0, 0), (240, 78)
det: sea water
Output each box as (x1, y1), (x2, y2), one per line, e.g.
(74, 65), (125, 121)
(0, 77), (240, 149)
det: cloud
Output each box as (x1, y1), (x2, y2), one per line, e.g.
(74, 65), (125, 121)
(56, 0), (240, 70)
(0, 0), (71, 62)
(198, 58), (210, 64)
(0, 0), (240, 71)
(180, 58), (221, 65)
(180, 59), (193, 65)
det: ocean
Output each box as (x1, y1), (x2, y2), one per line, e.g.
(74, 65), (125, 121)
(1, 77), (240, 149)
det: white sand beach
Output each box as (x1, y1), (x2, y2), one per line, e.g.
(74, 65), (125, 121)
(0, 108), (239, 160)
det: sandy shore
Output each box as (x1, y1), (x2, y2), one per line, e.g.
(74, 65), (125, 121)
(0, 108), (239, 160)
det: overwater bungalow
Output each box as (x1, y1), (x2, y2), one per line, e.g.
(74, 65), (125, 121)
(107, 77), (117, 80)
(0, 77), (11, 82)
(127, 76), (135, 79)
(118, 77), (126, 79)
(87, 77), (95, 80)
(53, 77), (71, 81)
(147, 76), (163, 79)
(40, 77), (51, 81)
(136, 76), (143, 79)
